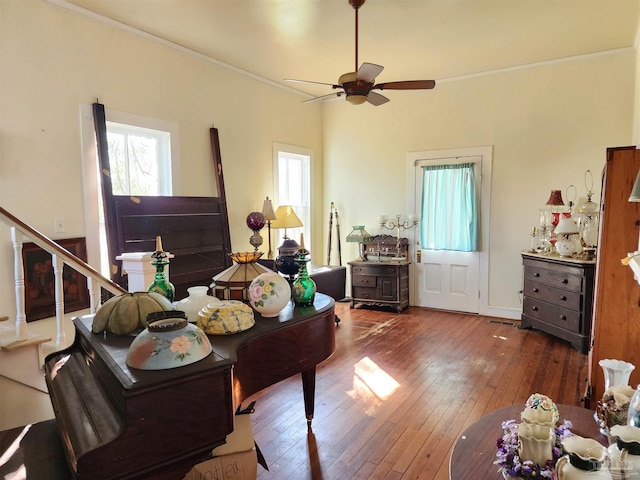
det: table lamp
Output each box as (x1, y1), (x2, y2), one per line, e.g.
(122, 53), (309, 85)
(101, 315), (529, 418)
(346, 225), (373, 261)
(270, 205), (303, 281)
(262, 197), (278, 259)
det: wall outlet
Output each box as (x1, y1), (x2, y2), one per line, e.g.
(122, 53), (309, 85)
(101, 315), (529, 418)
(54, 217), (65, 233)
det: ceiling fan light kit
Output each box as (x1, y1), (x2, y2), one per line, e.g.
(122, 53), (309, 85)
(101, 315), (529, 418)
(286, 0), (435, 106)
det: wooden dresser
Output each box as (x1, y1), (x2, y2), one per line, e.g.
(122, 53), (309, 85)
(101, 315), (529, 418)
(521, 252), (595, 354)
(348, 261), (410, 312)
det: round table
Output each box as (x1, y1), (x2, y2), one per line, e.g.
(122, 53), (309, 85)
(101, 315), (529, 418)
(449, 404), (607, 479)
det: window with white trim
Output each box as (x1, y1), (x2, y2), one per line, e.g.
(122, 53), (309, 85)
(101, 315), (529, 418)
(273, 143), (312, 252)
(106, 122), (172, 195)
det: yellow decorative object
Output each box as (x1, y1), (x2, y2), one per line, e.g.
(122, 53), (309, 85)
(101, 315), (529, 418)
(92, 291), (175, 335)
(521, 393), (559, 428)
(197, 301), (255, 335)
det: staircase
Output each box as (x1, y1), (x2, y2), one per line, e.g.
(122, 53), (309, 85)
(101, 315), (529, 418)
(0, 206), (127, 392)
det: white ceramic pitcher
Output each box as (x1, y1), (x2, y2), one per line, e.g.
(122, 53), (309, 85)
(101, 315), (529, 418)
(608, 425), (640, 479)
(557, 435), (612, 480)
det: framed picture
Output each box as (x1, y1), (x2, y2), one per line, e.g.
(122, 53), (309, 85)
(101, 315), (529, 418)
(22, 237), (90, 322)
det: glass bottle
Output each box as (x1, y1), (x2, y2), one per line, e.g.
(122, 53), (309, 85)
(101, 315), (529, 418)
(148, 236), (175, 303)
(292, 234), (316, 307)
(628, 384), (640, 427)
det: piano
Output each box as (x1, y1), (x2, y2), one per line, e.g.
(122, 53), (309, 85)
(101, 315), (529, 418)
(43, 293), (336, 479)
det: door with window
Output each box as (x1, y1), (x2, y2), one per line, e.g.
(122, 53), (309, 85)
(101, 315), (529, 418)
(408, 146), (492, 314)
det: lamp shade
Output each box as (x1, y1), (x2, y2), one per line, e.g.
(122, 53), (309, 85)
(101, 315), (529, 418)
(270, 205), (303, 229)
(630, 170), (640, 202)
(346, 226), (373, 243)
(546, 190), (565, 206)
(554, 217), (579, 235)
(262, 196), (277, 220)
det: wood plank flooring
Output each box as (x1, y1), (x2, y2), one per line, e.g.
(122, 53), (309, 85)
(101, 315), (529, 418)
(247, 302), (588, 480)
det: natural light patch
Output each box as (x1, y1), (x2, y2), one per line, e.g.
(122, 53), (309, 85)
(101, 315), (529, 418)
(493, 335), (508, 340)
(0, 423), (30, 479)
(347, 357), (400, 415)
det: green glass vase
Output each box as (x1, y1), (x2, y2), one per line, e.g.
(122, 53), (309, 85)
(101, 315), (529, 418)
(292, 253), (316, 307)
(148, 257), (175, 303)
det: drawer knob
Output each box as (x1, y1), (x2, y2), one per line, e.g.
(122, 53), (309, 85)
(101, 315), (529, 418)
(562, 279), (568, 284)
(532, 306), (538, 311)
(533, 288), (539, 293)
(534, 272), (540, 277)
(559, 315), (567, 321)
(560, 295), (567, 301)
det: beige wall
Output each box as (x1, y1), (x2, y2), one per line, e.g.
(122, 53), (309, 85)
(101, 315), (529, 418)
(323, 52), (635, 317)
(0, 0), (323, 313)
(0, 0), (637, 322)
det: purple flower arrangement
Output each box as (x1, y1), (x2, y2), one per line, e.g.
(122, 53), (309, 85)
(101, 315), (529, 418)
(495, 418), (573, 479)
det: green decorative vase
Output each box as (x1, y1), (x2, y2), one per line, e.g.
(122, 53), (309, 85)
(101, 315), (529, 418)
(292, 252), (316, 307)
(148, 238), (175, 303)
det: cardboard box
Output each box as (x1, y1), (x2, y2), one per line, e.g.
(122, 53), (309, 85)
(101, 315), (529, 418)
(184, 405), (260, 480)
(212, 412), (254, 457)
(183, 450), (257, 480)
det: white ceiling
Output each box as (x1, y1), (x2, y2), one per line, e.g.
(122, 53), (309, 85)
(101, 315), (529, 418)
(58, 0), (640, 101)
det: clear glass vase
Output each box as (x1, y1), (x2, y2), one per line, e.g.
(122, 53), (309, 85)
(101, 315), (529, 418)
(628, 385), (640, 427)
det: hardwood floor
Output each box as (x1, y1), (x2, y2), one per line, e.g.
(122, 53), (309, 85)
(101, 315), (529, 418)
(247, 302), (589, 480)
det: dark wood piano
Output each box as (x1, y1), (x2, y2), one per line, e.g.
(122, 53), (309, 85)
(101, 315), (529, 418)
(42, 293), (335, 479)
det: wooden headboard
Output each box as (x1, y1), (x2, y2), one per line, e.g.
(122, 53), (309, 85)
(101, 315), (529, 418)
(111, 195), (232, 299)
(93, 103), (232, 299)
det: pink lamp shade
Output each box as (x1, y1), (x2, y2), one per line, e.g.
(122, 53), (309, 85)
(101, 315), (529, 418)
(545, 190), (565, 206)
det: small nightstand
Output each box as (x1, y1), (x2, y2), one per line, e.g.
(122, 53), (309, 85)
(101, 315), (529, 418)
(348, 260), (410, 312)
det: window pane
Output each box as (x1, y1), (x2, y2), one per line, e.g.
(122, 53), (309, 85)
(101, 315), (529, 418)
(106, 121), (172, 196)
(127, 134), (159, 195)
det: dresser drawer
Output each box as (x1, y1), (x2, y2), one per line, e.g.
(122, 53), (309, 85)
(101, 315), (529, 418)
(352, 275), (376, 288)
(524, 268), (583, 293)
(351, 264), (400, 277)
(523, 297), (581, 333)
(353, 286), (377, 300)
(524, 281), (582, 311)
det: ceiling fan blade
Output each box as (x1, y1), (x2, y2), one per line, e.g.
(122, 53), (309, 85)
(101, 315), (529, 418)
(303, 92), (343, 104)
(356, 62), (384, 83)
(373, 80), (436, 90)
(285, 78), (342, 88)
(367, 91), (390, 106)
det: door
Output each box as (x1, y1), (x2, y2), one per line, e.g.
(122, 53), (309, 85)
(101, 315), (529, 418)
(407, 146), (492, 314)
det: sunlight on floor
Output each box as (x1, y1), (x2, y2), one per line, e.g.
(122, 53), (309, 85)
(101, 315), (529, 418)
(0, 423), (30, 480)
(347, 356), (400, 415)
(493, 335), (507, 340)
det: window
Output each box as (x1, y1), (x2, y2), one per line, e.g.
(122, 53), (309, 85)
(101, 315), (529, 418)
(106, 122), (172, 196)
(273, 143), (312, 252)
(80, 105), (180, 278)
(420, 162), (478, 251)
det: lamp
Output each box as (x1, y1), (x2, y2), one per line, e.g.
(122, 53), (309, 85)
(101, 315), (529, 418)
(554, 217), (579, 257)
(246, 211), (266, 252)
(346, 226), (373, 261)
(271, 205), (304, 282)
(576, 170), (599, 258)
(262, 197), (278, 259)
(545, 189), (565, 226)
(270, 205), (303, 240)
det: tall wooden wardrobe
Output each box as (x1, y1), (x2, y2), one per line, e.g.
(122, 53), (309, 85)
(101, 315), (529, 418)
(588, 146), (640, 406)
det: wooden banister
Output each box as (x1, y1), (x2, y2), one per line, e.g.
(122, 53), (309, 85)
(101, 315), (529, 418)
(1, 205), (127, 346)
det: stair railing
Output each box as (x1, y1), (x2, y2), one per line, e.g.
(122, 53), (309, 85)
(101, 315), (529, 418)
(1, 206), (127, 346)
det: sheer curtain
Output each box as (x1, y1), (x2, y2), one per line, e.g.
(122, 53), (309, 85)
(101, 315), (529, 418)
(421, 163), (478, 251)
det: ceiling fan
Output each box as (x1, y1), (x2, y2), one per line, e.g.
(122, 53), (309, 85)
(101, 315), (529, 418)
(285, 0), (436, 106)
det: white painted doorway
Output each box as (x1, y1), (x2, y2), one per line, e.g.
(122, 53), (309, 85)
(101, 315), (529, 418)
(406, 146), (492, 314)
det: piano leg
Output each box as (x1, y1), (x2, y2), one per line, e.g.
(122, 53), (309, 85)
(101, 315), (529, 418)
(301, 367), (316, 428)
